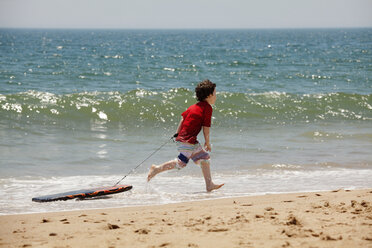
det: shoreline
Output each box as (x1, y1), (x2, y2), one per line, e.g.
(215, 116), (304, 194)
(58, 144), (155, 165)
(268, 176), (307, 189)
(1, 187), (370, 217)
(1, 189), (371, 247)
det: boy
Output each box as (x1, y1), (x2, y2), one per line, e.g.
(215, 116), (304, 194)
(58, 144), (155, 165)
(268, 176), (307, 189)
(147, 79), (224, 192)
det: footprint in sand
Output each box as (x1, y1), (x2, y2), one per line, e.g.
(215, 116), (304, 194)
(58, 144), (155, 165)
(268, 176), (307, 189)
(208, 228), (229, 232)
(135, 228), (150, 234)
(361, 201), (369, 207)
(282, 241), (291, 247)
(59, 219), (70, 224)
(286, 215), (301, 226)
(322, 235), (342, 240)
(281, 229), (298, 238)
(188, 243), (199, 248)
(107, 223), (120, 230)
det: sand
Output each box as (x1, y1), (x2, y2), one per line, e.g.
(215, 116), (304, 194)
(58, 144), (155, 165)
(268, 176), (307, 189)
(0, 189), (371, 248)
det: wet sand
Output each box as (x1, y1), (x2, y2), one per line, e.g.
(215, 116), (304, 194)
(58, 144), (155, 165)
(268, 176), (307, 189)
(0, 189), (371, 248)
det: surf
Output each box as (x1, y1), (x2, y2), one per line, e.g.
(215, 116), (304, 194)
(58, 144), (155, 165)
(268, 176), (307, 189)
(1, 90), (371, 131)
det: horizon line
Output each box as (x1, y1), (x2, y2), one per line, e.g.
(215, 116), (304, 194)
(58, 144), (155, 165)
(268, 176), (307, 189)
(1, 26), (372, 31)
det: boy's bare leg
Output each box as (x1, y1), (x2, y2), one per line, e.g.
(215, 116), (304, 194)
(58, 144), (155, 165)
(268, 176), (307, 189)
(200, 160), (224, 192)
(147, 160), (177, 182)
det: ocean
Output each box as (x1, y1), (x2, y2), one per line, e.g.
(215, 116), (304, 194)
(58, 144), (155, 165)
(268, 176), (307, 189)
(0, 29), (371, 215)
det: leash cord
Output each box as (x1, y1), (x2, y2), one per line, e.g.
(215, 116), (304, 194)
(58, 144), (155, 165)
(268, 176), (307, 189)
(113, 135), (175, 186)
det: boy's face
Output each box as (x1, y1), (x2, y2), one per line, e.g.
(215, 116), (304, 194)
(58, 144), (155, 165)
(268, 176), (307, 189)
(209, 89), (217, 105)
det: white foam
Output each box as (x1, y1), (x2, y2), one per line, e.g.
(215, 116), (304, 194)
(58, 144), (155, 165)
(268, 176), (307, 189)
(1, 168), (371, 215)
(97, 111), (108, 120)
(1, 103), (22, 113)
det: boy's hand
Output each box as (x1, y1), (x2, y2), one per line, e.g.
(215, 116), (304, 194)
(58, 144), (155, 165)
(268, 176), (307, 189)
(204, 142), (212, 152)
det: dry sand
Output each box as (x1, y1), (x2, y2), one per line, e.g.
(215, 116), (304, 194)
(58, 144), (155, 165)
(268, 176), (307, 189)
(0, 189), (371, 248)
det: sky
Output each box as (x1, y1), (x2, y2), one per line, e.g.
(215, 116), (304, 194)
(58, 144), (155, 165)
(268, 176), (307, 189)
(0, 0), (371, 29)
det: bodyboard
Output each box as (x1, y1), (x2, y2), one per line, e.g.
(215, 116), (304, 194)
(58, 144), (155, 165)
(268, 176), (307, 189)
(32, 185), (132, 202)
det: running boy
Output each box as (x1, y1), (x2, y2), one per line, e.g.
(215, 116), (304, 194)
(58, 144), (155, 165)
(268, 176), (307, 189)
(147, 79), (224, 192)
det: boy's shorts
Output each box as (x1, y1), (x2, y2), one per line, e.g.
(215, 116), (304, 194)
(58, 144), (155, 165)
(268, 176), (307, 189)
(176, 141), (210, 169)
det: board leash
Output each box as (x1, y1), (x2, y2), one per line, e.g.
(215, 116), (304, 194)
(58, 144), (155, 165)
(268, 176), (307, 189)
(113, 134), (178, 186)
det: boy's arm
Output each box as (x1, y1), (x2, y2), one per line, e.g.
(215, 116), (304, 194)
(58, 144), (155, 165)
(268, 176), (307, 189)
(202, 126), (211, 152)
(176, 117), (184, 135)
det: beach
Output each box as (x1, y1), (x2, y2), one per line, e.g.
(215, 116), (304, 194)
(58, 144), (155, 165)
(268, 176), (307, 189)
(1, 189), (371, 248)
(0, 29), (371, 247)
(1, 29), (371, 215)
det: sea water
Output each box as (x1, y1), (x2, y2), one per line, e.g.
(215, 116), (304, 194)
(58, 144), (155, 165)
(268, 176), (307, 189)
(0, 29), (371, 214)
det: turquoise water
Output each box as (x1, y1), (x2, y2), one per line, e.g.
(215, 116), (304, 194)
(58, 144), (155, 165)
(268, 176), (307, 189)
(0, 29), (371, 214)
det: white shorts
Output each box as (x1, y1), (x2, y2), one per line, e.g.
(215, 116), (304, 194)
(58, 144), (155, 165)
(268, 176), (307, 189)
(176, 142), (210, 169)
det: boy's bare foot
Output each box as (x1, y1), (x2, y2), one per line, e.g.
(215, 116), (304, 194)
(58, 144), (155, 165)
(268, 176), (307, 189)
(206, 183), (224, 192)
(147, 164), (158, 182)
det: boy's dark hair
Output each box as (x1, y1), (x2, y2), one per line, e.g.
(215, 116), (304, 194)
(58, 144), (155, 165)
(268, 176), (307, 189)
(195, 79), (216, 102)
